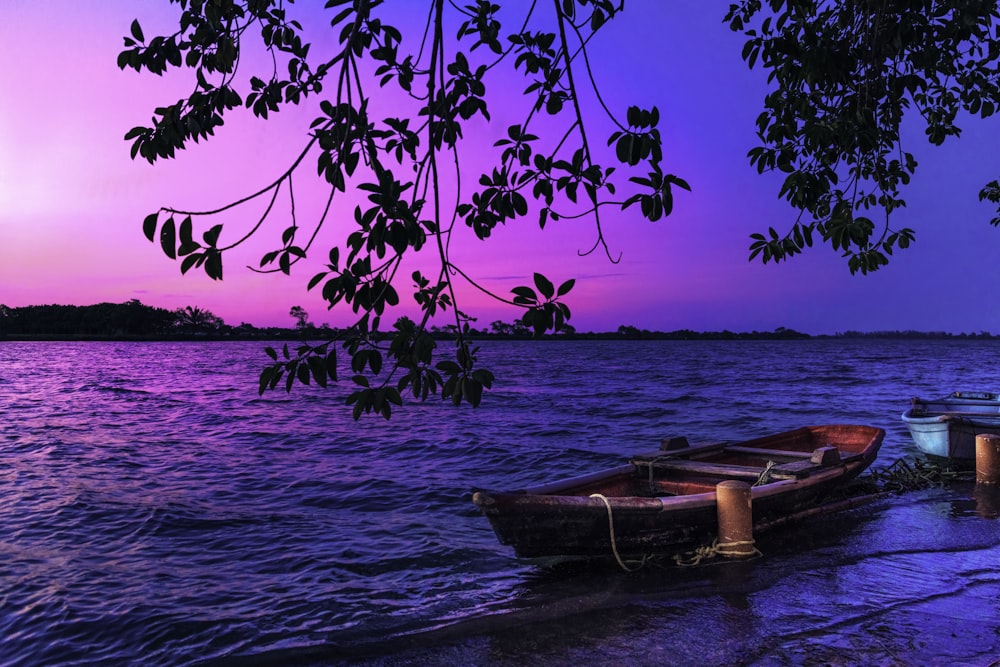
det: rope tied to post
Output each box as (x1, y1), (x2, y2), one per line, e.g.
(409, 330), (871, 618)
(672, 538), (762, 567)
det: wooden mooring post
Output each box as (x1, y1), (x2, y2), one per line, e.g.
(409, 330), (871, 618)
(715, 480), (756, 558)
(976, 433), (1000, 486)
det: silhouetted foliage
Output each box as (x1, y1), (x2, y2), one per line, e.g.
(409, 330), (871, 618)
(0, 300), (176, 337)
(119, 1), (686, 418)
(173, 305), (225, 333)
(289, 306), (310, 330)
(117, 2), (1000, 417)
(727, 1), (1000, 274)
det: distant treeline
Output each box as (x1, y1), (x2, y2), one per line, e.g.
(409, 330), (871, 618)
(0, 300), (299, 340)
(1, 300), (998, 341)
(2, 301), (178, 338)
(566, 326), (1000, 341)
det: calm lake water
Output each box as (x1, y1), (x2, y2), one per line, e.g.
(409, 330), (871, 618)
(2, 339), (1000, 666)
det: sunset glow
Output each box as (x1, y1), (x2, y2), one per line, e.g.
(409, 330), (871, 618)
(2, 3), (999, 334)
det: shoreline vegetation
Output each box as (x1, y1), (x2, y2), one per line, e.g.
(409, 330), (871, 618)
(1, 300), (997, 342)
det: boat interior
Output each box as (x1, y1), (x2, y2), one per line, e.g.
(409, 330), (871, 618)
(532, 440), (859, 498)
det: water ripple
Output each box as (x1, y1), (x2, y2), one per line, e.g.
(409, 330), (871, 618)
(3, 339), (1000, 665)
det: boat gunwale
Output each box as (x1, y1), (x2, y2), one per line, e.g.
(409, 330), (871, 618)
(519, 464), (636, 496)
(906, 391), (1000, 419)
(475, 464), (860, 513)
(474, 440), (879, 514)
(902, 409), (1000, 426)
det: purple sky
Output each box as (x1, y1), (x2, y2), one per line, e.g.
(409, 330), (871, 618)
(2, 3), (999, 334)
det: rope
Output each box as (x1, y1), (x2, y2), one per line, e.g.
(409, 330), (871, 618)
(645, 455), (667, 493)
(753, 460), (776, 486)
(590, 493), (647, 572)
(673, 538), (762, 567)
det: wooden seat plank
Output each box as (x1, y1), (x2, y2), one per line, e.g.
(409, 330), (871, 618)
(723, 445), (814, 459)
(635, 458), (765, 480)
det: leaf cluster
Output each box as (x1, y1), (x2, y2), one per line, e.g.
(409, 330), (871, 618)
(122, 0), (685, 418)
(511, 273), (574, 336)
(728, 0), (1000, 274)
(144, 212), (224, 280)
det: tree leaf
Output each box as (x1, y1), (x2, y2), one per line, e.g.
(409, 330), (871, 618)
(142, 212), (158, 242)
(130, 19), (145, 44)
(205, 250), (223, 280)
(160, 217), (176, 260)
(533, 273), (554, 300)
(203, 224), (223, 247)
(511, 286), (537, 301)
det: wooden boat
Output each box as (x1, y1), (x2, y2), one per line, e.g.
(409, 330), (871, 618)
(902, 391), (1000, 462)
(472, 425), (884, 562)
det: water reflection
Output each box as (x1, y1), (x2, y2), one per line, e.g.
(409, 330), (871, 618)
(950, 481), (1000, 520)
(973, 484), (1000, 519)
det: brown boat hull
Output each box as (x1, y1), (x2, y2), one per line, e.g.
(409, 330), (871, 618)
(473, 425), (884, 561)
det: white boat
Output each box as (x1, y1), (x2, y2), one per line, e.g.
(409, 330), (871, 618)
(901, 391), (1000, 462)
